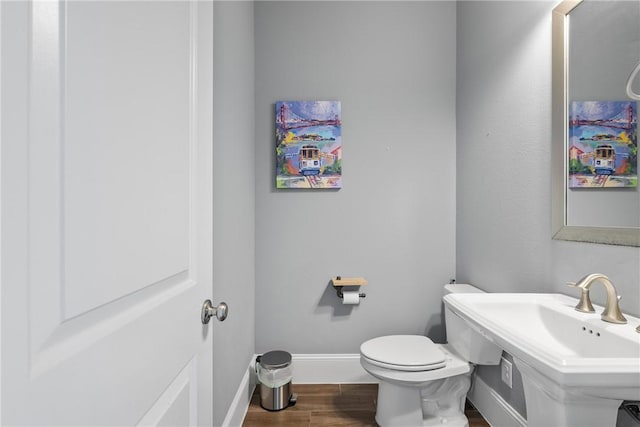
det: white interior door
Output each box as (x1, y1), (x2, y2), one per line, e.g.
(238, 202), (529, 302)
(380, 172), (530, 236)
(1, 1), (215, 425)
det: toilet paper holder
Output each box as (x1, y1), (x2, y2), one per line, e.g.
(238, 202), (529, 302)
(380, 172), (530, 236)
(331, 276), (367, 300)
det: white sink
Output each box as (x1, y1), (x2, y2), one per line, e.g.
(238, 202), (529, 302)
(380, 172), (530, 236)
(443, 293), (640, 427)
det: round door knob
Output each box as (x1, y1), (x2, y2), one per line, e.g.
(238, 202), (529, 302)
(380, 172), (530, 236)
(201, 299), (228, 324)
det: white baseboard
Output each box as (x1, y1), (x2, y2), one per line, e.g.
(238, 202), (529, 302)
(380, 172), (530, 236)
(467, 375), (527, 427)
(221, 356), (257, 427)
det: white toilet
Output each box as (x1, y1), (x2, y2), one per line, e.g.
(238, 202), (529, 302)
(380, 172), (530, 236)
(360, 284), (497, 427)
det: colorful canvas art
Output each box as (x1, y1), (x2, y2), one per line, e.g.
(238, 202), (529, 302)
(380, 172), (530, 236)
(568, 101), (637, 188)
(276, 101), (342, 189)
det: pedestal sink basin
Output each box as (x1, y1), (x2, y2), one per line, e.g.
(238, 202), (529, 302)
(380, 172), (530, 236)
(443, 293), (640, 427)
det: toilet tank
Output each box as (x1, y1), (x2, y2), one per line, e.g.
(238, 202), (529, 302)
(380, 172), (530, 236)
(443, 284), (502, 365)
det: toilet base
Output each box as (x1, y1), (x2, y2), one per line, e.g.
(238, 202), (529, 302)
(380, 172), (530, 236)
(374, 373), (471, 427)
(376, 381), (423, 427)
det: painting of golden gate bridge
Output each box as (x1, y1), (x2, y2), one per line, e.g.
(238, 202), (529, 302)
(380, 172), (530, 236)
(568, 101), (637, 188)
(276, 101), (342, 189)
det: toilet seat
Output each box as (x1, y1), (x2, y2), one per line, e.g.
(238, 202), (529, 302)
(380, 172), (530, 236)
(360, 335), (446, 372)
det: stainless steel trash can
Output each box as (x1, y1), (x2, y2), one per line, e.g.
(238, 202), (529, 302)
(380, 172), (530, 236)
(256, 351), (297, 411)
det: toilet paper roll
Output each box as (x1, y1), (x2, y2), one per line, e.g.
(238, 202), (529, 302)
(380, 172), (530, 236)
(342, 290), (360, 305)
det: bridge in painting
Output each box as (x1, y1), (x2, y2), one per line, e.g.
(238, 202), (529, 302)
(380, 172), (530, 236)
(277, 103), (341, 131)
(569, 103), (636, 131)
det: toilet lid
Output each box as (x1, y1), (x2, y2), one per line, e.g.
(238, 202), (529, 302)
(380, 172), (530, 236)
(360, 335), (446, 371)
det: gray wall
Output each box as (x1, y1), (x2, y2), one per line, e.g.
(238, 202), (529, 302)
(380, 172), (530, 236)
(456, 0), (640, 328)
(254, 1), (457, 354)
(456, 0), (640, 420)
(212, 2), (255, 426)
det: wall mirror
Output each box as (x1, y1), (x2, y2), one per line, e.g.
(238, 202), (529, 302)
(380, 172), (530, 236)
(552, 0), (640, 247)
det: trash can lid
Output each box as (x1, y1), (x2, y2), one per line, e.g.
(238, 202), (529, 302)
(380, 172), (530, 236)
(260, 350), (292, 369)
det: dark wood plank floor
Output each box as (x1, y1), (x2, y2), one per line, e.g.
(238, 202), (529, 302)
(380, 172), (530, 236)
(242, 384), (490, 427)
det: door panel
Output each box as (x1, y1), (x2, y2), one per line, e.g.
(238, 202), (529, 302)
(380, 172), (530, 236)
(137, 358), (197, 427)
(1, 1), (214, 425)
(63, 1), (191, 318)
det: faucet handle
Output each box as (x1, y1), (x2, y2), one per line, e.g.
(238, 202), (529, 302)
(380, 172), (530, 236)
(567, 282), (595, 313)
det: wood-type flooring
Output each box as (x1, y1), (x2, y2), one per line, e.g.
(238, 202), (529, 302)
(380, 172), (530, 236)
(242, 384), (491, 427)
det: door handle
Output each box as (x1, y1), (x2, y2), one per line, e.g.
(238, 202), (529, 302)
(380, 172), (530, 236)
(201, 299), (228, 324)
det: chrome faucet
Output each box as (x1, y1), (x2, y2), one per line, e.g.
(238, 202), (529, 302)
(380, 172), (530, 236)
(567, 273), (627, 324)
